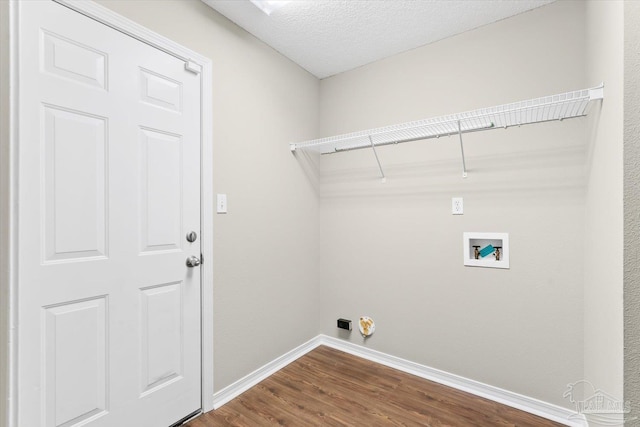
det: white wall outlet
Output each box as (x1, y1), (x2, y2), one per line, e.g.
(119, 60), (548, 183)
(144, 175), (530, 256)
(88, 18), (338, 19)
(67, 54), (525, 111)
(452, 197), (463, 215)
(217, 194), (227, 214)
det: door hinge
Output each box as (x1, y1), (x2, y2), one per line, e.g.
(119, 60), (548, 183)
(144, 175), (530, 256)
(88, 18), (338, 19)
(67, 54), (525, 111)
(185, 60), (202, 74)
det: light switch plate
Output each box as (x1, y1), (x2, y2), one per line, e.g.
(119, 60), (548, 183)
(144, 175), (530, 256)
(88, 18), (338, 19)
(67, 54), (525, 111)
(452, 197), (463, 215)
(217, 194), (227, 214)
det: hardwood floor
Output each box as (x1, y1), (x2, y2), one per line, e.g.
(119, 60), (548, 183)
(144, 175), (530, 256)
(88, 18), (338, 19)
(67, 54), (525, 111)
(186, 346), (565, 426)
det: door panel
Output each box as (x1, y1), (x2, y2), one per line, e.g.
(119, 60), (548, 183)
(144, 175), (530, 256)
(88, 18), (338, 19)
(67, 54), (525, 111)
(43, 105), (108, 262)
(139, 128), (183, 253)
(44, 297), (108, 427)
(139, 68), (182, 112)
(140, 282), (183, 396)
(42, 30), (108, 89)
(19, 2), (202, 426)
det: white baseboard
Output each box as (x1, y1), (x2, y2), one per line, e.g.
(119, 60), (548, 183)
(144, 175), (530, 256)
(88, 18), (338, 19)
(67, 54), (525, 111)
(212, 335), (324, 409)
(212, 334), (587, 427)
(318, 335), (587, 427)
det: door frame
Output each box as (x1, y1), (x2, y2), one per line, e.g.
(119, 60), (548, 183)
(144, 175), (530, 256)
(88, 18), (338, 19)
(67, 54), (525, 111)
(0, 1), (215, 426)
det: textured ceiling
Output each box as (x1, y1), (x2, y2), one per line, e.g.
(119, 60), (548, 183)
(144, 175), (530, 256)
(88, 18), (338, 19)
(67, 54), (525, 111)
(201, 0), (555, 79)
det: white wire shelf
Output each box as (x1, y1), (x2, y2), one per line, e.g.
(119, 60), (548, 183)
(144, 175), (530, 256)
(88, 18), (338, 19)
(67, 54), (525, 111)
(290, 83), (604, 179)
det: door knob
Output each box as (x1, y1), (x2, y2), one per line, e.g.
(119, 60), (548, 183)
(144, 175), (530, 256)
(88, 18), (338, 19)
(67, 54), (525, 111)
(186, 256), (201, 268)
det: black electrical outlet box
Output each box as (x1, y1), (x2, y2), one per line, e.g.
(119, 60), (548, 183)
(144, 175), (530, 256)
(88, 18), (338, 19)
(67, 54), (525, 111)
(337, 318), (352, 331)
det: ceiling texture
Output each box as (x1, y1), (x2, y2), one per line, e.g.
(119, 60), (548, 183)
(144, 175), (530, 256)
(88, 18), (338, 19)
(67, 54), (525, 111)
(201, 0), (555, 79)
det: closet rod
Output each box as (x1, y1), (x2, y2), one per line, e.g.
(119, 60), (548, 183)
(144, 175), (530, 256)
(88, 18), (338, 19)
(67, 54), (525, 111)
(330, 122), (494, 153)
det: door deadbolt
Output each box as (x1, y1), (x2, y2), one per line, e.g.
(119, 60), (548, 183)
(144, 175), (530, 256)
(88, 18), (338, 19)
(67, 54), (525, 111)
(186, 231), (197, 242)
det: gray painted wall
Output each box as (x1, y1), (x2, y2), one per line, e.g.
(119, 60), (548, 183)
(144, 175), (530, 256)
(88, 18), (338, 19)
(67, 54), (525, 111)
(96, 0), (321, 392)
(584, 0), (624, 411)
(624, 0), (640, 421)
(318, 1), (587, 408)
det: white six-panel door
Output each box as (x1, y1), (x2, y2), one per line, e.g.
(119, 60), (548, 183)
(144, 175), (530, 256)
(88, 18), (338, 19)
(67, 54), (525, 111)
(18, 1), (202, 426)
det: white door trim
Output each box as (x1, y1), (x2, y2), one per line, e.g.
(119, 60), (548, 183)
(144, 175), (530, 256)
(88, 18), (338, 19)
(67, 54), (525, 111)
(1, 2), (19, 427)
(1, 2), (215, 425)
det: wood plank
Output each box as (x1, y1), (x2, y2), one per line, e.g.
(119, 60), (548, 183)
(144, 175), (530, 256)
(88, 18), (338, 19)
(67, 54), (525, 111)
(187, 346), (565, 426)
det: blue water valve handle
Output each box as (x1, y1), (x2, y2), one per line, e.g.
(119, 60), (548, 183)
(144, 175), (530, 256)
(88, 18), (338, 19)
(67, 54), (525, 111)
(479, 244), (494, 258)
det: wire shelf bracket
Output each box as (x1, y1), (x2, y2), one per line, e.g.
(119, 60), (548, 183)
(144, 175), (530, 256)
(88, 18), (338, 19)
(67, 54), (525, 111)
(290, 83), (604, 178)
(368, 135), (386, 181)
(457, 120), (468, 178)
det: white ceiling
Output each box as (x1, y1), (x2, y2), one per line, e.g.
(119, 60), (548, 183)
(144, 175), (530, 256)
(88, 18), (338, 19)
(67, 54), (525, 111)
(202, 0), (555, 79)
